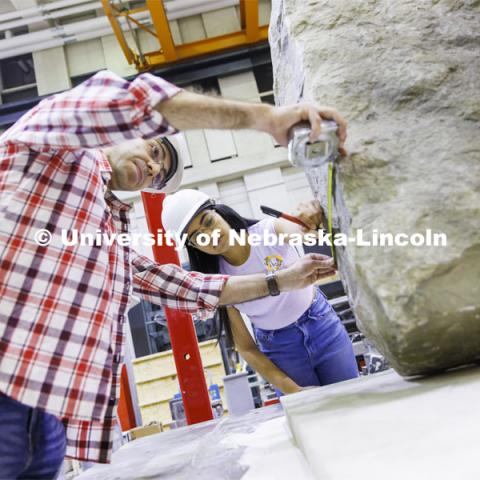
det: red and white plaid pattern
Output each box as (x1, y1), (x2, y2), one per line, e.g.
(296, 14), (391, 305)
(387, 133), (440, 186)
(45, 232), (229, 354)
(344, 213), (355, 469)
(0, 70), (227, 462)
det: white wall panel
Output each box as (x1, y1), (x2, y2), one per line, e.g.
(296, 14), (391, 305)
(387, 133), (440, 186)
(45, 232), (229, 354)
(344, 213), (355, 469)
(204, 129), (237, 161)
(177, 15), (206, 43)
(32, 46), (71, 95)
(184, 130), (210, 168)
(259, 0), (272, 25)
(281, 166), (313, 206)
(244, 168), (290, 218)
(244, 168), (283, 191)
(101, 33), (137, 77)
(218, 178), (253, 218)
(66, 38), (106, 77)
(136, 20), (182, 52)
(249, 183), (290, 219)
(0, 1), (15, 14)
(198, 182), (220, 201)
(233, 130), (275, 157)
(181, 147), (287, 188)
(218, 71), (260, 101)
(202, 6), (240, 37)
(137, 28), (160, 55)
(218, 72), (274, 157)
(169, 20), (183, 45)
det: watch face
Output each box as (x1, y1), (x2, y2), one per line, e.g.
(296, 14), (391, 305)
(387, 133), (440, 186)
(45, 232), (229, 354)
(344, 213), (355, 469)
(267, 273), (280, 296)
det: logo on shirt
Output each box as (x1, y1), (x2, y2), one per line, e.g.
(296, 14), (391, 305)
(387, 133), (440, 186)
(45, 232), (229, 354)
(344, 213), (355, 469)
(264, 255), (283, 273)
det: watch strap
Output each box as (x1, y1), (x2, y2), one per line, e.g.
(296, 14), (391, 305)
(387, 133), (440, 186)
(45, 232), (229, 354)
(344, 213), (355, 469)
(266, 271), (280, 297)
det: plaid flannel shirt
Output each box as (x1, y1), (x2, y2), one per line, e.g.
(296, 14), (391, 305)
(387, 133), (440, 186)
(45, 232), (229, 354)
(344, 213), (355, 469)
(0, 70), (227, 462)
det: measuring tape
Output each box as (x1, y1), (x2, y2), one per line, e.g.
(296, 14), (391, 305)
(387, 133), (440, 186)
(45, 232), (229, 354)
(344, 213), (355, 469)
(327, 160), (336, 263)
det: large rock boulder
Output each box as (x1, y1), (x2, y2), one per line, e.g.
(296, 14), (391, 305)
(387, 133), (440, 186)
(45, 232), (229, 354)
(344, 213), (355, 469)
(270, 0), (480, 376)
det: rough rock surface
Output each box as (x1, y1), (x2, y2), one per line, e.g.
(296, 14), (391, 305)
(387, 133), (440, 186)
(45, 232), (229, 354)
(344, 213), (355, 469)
(270, 0), (480, 375)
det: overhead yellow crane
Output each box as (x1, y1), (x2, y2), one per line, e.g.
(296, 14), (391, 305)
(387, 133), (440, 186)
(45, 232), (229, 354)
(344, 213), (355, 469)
(101, 0), (269, 71)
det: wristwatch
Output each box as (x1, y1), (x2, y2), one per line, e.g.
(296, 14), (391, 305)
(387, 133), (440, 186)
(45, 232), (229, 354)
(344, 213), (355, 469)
(266, 271), (280, 296)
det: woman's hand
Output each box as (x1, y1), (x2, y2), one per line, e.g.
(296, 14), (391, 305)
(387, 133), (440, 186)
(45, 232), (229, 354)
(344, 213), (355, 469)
(293, 199), (324, 232)
(280, 380), (320, 395)
(282, 383), (304, 395)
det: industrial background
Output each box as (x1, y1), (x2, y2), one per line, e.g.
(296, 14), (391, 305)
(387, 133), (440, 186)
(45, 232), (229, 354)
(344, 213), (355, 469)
(1, 0), (477, 479)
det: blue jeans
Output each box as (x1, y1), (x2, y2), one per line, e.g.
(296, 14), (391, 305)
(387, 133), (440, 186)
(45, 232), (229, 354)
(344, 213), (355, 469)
(0, 393), (66, 479)
(254, 289), (359, 395)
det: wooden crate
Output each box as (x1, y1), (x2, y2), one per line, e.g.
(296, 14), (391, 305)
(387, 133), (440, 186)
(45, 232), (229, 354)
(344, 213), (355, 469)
(132, 339), (226, 427)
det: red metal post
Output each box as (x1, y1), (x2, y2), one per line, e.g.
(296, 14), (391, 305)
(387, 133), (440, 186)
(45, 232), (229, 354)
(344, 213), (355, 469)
(117, 365), (138, 431)
(141, 190), (213, 425)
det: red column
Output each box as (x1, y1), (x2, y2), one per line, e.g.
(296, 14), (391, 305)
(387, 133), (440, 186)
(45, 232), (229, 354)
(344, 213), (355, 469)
(117, 365), (137, 431)
(141, 190), (213, 424)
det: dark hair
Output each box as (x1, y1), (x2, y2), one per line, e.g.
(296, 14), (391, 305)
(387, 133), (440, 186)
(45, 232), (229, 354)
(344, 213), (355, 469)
(186, 204), (257, 346)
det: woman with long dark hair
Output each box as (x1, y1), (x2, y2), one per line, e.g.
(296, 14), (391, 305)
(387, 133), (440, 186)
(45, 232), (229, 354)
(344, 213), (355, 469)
(162, 189), (359, 395)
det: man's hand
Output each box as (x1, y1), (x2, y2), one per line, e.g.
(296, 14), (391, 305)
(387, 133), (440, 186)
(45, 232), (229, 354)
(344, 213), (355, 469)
(294, 199), (324, 232)
(277, 253), (336, 291)
(258, 103), (348, 149)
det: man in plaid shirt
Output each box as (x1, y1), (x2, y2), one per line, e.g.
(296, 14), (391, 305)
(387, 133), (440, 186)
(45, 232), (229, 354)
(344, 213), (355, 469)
(0, 70), (346, 478)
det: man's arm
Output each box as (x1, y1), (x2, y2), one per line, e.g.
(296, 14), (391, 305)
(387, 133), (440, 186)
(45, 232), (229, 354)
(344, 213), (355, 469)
(156, 90), (347, 148)
(218, 253), (335, 305)
(3, 70), (181, 150)
(131, 250), (334, 319)
(131, 252), (226, 320)
(4, 69), (346, 151)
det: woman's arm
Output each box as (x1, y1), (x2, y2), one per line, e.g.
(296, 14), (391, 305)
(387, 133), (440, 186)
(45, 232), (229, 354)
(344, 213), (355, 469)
(219, 253), (335, 305)
(227, 307), (302, 395)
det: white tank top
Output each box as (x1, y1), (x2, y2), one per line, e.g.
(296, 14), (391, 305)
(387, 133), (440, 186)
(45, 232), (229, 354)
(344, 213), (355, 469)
(218, 219), (313, 330)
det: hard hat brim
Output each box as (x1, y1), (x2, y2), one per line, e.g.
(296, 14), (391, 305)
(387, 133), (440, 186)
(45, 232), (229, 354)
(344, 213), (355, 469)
(179, 199), (216, 237)
(149, 137), (184, 193)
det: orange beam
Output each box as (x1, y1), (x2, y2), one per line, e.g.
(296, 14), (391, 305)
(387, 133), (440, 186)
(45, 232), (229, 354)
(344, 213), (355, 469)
(103, 1), (268, 71)
(146, 0), (177, 62)
(118, 5), (148, 16)
(101, 0), (136, 65)
(144, 26), (269, 67)
(244, 0), (260, 42)
(119, 13), (157, 38)
(239, 0), (247, 29)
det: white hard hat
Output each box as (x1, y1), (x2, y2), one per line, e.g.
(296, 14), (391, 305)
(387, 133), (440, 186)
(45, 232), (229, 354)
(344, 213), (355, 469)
(162, 189), (214, 238)
(151, 135), (184, 193)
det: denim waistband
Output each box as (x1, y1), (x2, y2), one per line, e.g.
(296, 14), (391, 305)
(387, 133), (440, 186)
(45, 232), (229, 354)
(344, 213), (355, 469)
(255, 287), (328, 336)
(298, 287), (326, 321)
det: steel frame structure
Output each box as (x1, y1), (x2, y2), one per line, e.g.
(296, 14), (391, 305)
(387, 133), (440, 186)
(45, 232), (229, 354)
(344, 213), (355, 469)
(102, 0), (268, 71)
